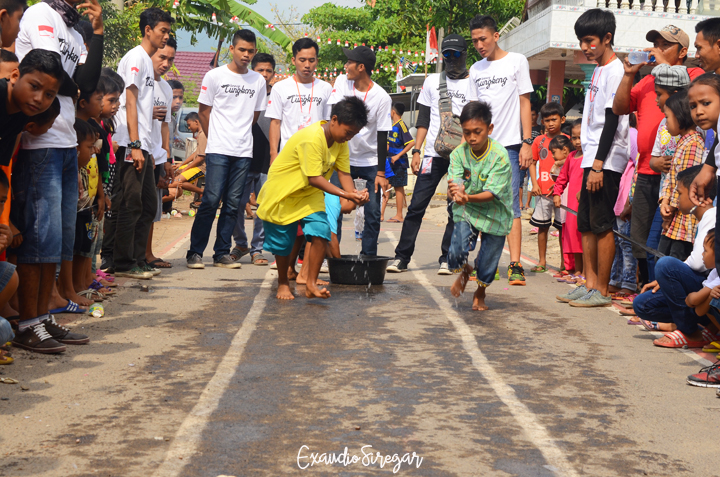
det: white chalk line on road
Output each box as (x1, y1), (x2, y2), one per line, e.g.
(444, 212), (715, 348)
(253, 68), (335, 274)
(153, 269), (275, 477)
(386, 231), (579, 477)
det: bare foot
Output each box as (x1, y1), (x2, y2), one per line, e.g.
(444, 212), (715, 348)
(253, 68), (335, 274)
(472, 287), (489, 311)
(277, 283), (295, 300)
(305, 282), (331, 299)
(451, 268), (470, 298)
(296, 275), (328, 286)
(60, 288), (93, 307)
(287, 267), (298, 281)
(608, 285), (621, 294)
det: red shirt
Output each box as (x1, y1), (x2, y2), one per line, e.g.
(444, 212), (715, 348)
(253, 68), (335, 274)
(532, 133), (570, 195)
(630, 67), (704, 176)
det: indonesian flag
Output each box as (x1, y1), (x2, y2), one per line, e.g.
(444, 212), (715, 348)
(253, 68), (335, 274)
(38, 25), (54, 38)
(426, 26), (438, 64)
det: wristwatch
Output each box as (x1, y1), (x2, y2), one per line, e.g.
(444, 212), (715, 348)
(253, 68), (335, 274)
(522, 138), (533, 146)
(129, 140), (142, 150)
(412, 148), (422, 155)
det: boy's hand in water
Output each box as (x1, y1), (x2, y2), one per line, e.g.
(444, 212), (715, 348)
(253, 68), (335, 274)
(348, 189), (369, 205)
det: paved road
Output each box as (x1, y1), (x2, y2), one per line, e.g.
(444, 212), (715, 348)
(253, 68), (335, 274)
(1, 209), (719, 476)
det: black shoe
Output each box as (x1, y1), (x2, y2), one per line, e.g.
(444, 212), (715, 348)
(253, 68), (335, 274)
(12, 322), (66, 354)
(42, 315), (90, 345)
(386, 259), (408, 273)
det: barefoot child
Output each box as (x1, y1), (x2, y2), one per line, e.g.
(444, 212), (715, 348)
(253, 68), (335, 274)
(447, 101), (513, 311)
(257, 97), (369, 300)
(167, 112), (206, 200)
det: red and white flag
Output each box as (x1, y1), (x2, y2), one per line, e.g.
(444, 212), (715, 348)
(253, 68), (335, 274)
(38, 25), (54, 39)
(426, 26), (438, 64)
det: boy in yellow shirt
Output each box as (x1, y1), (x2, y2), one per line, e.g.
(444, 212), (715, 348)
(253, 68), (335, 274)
(257, 98), (369, 300)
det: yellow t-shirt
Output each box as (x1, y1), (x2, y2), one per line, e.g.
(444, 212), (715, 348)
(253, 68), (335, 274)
(257, 121), (350, 225)
(86, 154), (99, 199)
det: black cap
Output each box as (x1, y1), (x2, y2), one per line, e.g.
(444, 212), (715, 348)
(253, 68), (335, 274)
(342, 46), (376, 72)
(441, 34), (467, 52)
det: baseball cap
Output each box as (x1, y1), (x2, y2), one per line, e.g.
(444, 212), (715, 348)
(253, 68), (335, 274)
(646, 25), (689, 49)
(651, 63), (691, 89)
(342, 46), (376, 72)
(441, 34), (467, 52)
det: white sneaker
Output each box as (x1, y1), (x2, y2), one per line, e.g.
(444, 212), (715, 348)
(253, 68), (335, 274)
(320, 259), (329, 273)
(437, 262), (453, 275)
(270, 260), (277, 270)
(386, 259), (407, 273)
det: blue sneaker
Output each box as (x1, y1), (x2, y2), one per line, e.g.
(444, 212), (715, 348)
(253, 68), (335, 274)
(569, 289), (612, 307)
(556, 285), (588, 303)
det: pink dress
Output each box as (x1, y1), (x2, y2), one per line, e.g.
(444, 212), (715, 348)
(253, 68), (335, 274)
(553, 151), (583, 255)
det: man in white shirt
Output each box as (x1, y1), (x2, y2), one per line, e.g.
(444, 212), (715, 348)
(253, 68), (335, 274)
(145, 35), (176, 270)
(467, 15), (534, 286)
(110, 7), (173, 280)
(186, 29), (267, 269)
(328, 46), (393, 256)
(387, 34), (471, 274)
(11, 0), (104, 352)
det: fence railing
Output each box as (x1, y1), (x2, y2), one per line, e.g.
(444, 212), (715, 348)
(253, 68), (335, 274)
(527, 0), (712, 17)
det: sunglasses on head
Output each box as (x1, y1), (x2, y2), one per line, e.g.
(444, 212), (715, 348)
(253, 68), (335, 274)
(442, 50), (463, 59)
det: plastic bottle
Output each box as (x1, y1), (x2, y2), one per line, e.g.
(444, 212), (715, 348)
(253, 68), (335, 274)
(89, 303), (104, 318)
(628, 51), (655, 65)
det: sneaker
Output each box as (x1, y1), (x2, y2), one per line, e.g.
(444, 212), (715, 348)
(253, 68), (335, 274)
(115, 267), (153, 279)
(100, 258), (114, 273)
(569, 289), (612, 307)
(12, 323), (66, 354)
(214, 255), (242, 269)
(437, 262), (453, 275)
(687, 362), (720, 388)
(320, 259), (329, 273)
(386, 259), (408, 273)
(556, 285), (588, 303)
(141, 262), (161, 276)
(270, 260), (278, 270)
(508, 262), (526, 286)
(42, 315), (90, 345)
(187, 253), (205, 269)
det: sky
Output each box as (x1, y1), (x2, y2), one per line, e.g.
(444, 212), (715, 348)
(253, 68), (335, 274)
(175, 0), (362, 52)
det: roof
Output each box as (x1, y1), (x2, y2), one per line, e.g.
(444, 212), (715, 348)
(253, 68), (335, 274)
(166, 52), (216, 97)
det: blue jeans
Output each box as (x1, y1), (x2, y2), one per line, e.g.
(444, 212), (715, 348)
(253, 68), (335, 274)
(10, 148), (78, 263)
(633, 256), (710, 335)
(448, 220), (505, 287)
(394, 156), (454, 264)
(0, 317), (13, 345)
(610, 218), (636, 291)
(507, 145), (524, 219)
(188, 154), (251, 261)
(233, 172), (266, 255)
(351, 165), (381, 256)
(646, 207), (663, 282)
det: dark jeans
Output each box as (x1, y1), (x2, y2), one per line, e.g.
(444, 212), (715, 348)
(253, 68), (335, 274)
(716, 203), (720, 274)
(394, 156), (454, 265)
(351, 165), (382, 256)
(632, 256), (710, 335)
(112, 148), (157, 272)
(188, 153), (251, 262)
(657, 235), (694, 262)
(646, 207), (663, 282)
(630, 173), (661, 259)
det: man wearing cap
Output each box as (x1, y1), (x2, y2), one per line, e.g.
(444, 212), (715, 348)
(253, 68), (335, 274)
(328, 46), (393, 256)
(613, 24), (703, 285)
(386, 34), (472, 274)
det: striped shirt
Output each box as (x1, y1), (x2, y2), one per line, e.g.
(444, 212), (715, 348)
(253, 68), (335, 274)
(448, 139), (513, 236)
(661, 131), (704, 242)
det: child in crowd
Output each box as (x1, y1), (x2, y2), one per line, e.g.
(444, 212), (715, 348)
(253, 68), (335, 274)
(553, 119), (584, 282)
(257, 98), (369, 300)
(659, 89), (704, 260)
(381, 102), (414, 223)
(0, 49), (18, 79)
(0, 171), (18, 364)
(168, 112), (206, 200)
(448, 102), (513, 311)
(529, 102), (567, 273)
(684, 230), (717, 329)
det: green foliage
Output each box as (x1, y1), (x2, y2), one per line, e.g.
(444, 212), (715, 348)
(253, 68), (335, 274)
(533, 79), (585, 113)
(101, 0), (147, 66)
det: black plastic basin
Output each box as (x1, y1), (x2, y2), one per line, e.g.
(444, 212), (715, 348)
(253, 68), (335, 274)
(327, 255), (391, 285)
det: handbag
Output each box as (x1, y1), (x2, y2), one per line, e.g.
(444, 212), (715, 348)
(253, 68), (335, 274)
(433, 72), (464, 159)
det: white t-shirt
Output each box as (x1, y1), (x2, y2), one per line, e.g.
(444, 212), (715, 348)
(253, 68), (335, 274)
(418, 74), (472, 158)
(467, 52), (533, 147)
(266, 76), (332, 150)
(114, 45), (155, 152)
(328, 74), (393, 167)
(703, 268), (719, 289)
(198, 65), (267, 157)
(151, 78), (173, 165)
(580, 58), (629, 173)
(685, 207), (715, 273)
(16, 2), (87, 149)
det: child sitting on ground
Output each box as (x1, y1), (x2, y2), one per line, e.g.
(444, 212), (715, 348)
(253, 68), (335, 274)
(0, 171), (19, 364)
(167, 112), (206, 202)
(448, 101), (513, 311)
(529, 102), (568, 273)
(552, 121), (584, 283)
(685, 230), (718, 327)
(257, 97), (369, 300)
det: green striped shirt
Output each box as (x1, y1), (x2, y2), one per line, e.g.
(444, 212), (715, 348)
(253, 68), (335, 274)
(448, 139), (513, 236)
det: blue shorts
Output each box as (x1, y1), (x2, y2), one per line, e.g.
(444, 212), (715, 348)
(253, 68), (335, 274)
(324, 194), (341, 235)
(506, 144), (524, 219)
(263, 211), (331, 257)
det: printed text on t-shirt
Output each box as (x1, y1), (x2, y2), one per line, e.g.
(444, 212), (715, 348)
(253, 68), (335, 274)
(220, 84), (256, 98)
(474, 76), (508, 90)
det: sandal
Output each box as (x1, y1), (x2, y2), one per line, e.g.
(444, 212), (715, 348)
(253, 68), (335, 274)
(530, 265), (547, 273)
(49, 300), (86, 314)
(640, 319), (662, 331)
(96, 270), (115, 282)
(654, 329), (713, 348)
(79, 289), (105, 303)
(0, 349), (13, 365)
(230, 246), (250, 262)
(147, 259), (172, 269)
(702, 341), (720, 353)
(251, 253), (268, 266)
(553, 270), (569, 279)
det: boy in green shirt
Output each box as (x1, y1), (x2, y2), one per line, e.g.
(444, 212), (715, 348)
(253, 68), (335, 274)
(448, 101), (513, 310)
(257, 97), (369, 300)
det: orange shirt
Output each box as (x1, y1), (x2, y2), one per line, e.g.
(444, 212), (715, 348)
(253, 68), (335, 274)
(532, 133), (569, 195)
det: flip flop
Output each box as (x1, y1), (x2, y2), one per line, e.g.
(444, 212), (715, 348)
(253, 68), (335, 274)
(147, 259), (172, 269)
(530, 265), (547, 273)
(49, 300), (86, 314)
(387, 218), (403, 223)
(628, 318), (643, 325)
(702, 341), (720, 353)
(640, 319), (662, 331)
